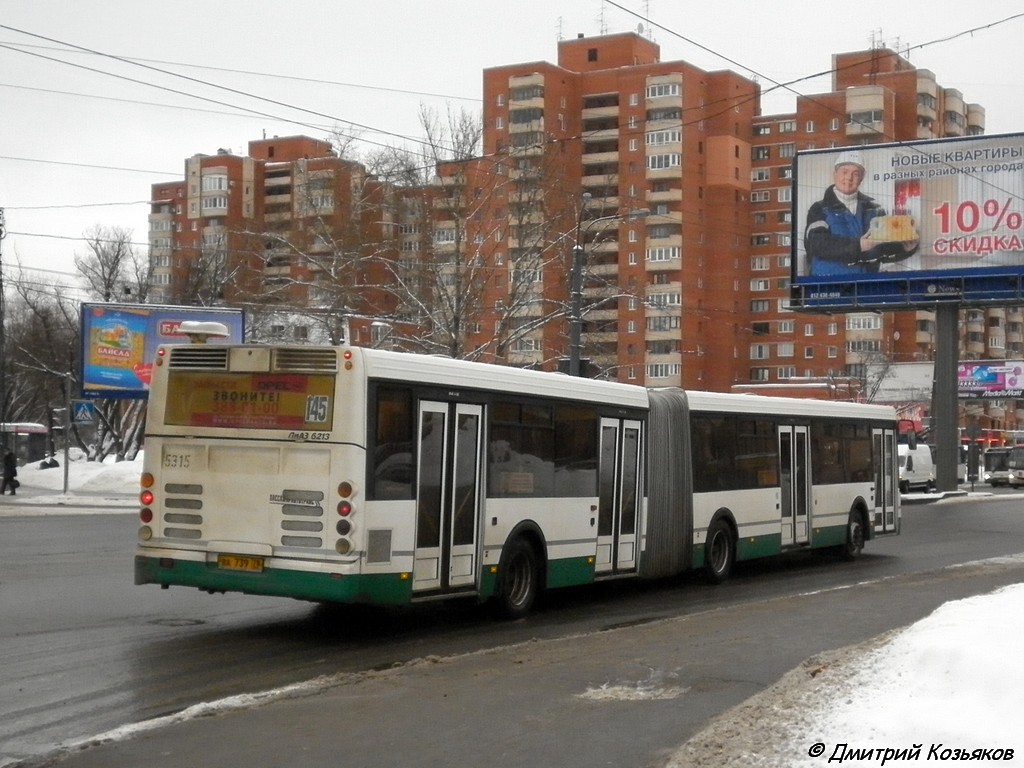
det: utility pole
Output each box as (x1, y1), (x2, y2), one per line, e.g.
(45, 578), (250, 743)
(0, 206), (7, 447)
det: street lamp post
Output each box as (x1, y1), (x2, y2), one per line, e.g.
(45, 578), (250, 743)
(568, 206), (649, 377)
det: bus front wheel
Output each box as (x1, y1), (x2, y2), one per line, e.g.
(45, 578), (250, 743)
(704, 519), (735, 584)
(493, 537), (540, 620)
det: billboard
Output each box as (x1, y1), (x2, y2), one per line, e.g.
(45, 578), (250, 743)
(80, 303), (244, 399)
(958, 360), (1024, 399)
(791, 133), (1024, 311)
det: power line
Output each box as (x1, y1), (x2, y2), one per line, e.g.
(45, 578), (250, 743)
(0, 41), (481, 103)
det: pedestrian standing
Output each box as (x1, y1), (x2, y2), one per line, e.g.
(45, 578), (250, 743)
(2, 449), (18, 495)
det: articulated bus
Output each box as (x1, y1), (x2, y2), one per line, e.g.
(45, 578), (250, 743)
(135, 342), (900, 617)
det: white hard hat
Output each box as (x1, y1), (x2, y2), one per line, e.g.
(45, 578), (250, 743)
(834, 150), (865, 171)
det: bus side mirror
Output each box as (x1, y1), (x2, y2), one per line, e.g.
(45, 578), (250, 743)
(907, 433), (917, 449)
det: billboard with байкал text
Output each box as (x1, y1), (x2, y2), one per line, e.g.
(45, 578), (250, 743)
(80, 303), (244, 399)
(791, 133), (1024, 311)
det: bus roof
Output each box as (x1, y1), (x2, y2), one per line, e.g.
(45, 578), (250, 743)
(676, 389), (897, 421)
(355, 347), (650, 409)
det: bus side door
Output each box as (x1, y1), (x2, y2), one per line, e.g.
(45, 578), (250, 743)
(595, 418), (643, 575)
(779, 425), (810, 547)
(873, 427), (899, 533)
(412, 401), (483, 594)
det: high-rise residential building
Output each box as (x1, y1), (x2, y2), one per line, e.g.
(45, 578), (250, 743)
(149, 135), (399, 344)
(470, 31), (1017, 433)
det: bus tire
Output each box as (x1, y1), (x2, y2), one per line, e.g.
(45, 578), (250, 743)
(841, 509), (865, 560)
(704, 519), (735, 584)
(493, 537), (540, 620)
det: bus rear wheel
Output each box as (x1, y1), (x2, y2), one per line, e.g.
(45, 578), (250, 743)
(704, 519), (735, 584)
(493, 537), (540, 620)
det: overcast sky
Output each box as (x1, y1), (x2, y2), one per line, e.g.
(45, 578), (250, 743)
(2, 1), (1023, 288)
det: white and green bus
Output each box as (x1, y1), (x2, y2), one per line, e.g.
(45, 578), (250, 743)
(135, 340), (900, 617)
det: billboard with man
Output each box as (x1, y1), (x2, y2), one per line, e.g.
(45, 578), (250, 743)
(791, 133), (1024, 311)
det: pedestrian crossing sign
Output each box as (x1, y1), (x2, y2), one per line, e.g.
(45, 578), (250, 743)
(72, 401), (96, 424)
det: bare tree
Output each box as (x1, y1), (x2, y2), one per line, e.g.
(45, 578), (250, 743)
(74, 224), (148, 461)
(4, 260), (84, 457)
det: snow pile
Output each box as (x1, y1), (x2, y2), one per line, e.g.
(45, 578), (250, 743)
(670, 583), (1024, 767)
(7, 450), (142, 504)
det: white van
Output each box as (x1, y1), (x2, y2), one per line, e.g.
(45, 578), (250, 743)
(898, 443), (935, 493)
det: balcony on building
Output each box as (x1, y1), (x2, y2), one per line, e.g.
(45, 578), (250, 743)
(507, 76), (545, 110)
(581, 92), (620, 122)
(508, 106), (544, 134)
(943, 88), (966, 136)
(845, 85), (888, 137)
(967, 103), (986, 135)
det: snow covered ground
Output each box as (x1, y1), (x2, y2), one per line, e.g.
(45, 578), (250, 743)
(0, 450), (140, 509)
(5, 455), (1023, 765)
(669, 581), (1024, 766)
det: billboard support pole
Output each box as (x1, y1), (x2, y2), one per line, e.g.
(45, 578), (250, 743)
(933, 304), (960, 492)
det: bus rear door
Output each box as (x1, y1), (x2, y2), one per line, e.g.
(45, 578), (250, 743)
(412, 402), (483, 594)
(779, 425), (810, 547)
(874, 427), (899, 533)
(595, 418), (643, 575)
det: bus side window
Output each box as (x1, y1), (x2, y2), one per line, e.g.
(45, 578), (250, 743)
(370, 387), (415, 501)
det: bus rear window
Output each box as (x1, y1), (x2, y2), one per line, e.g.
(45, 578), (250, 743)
(164, 371), (335, 430)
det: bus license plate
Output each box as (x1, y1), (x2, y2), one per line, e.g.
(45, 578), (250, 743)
(217, 554), (264, 573)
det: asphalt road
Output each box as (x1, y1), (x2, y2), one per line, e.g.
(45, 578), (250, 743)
(3, 492), (1023, 768)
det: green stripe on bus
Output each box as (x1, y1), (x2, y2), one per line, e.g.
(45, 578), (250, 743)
(136, 554), (600, 605)
(135, 556), (413, 605)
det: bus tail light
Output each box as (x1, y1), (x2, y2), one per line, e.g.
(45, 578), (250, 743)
(335, 481), (356, 554)
(141, 490), (155, 506)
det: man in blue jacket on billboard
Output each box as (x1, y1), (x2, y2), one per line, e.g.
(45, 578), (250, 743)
(805, 150), (918, 276)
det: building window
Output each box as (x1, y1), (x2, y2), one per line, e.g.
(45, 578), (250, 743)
(646, 83), (681, 99)
(750, 344), (770, 360)
(751, 190), (770, 203)
(805, 120), (815, 132)
(750, 367), (770, 381)
(850, 110), (884, 126)
(777, 187), (792, 203)
(777, 342), (795, 357)
(647, 153), (681, 170)
(778, 120), (797, 133)
(751, 300), (770, 313)
(751, 168), (770, 182)
(753, 125), (771, 136)
(648, 246), (680, 262)
(646, 363), (681, 379)
(646, 129), (682, 145)
(777, 320), (794, 333)
(201, 174), (228, 191)
(847, 314), (882, 331)
(750, 278), (770, 291)
(778, 143), (796, 158)
(753, 146), (770, 160)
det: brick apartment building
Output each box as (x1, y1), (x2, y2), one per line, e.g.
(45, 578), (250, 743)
(148, 31), (1020, 433)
